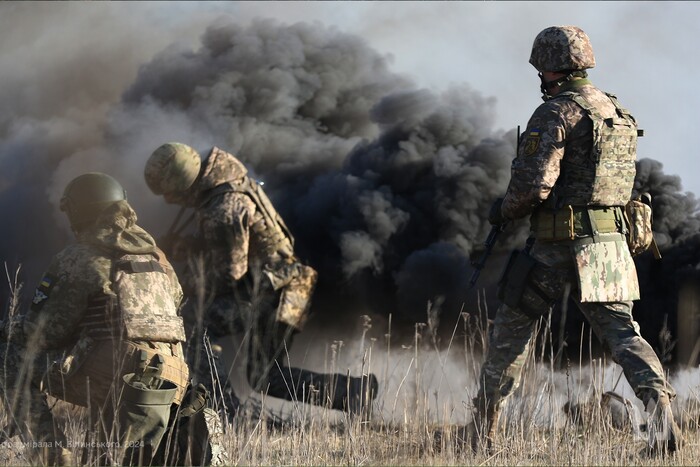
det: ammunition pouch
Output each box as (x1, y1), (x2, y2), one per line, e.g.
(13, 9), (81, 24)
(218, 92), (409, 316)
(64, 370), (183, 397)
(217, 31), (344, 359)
(532, 205), (625, 242)
(498, 247), (571, 319)
(624, 194), (654, 256)
(120, 369), (178, 466)
(128, 342), (190, 405)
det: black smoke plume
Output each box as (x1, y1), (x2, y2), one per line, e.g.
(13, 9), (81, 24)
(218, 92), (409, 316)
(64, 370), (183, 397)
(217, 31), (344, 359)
(1, 17), (699, 354)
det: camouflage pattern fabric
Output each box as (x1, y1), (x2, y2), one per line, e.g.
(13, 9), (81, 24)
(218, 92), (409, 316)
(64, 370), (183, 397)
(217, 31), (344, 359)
(478, 77), (675, 428)
(1, 200), (189, 464)
(529, 25), (595, 72)
(186, 148), (315, 329)
(171, 148), (373, 415)
(502, 79), (636, 220)
(274, 263), (318, 329)
(573, 238), (640, 302)
(476, 240), (673, 410)
(145, 142), (202, 195)
(625, 197), (654, 256)
(562, 92), (637, 206)
(112, 252), (186, 342)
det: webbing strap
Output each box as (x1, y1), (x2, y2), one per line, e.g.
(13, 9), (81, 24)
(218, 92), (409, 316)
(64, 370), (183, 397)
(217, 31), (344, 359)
(587, 208), (601, 243)
(572, 232), (625, 245)
(116, 260), (165, 274)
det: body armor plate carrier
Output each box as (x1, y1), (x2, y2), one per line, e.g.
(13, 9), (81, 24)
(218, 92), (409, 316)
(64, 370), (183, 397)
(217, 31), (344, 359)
(83, 253), (186, 342)
(554, 91), (638, 207)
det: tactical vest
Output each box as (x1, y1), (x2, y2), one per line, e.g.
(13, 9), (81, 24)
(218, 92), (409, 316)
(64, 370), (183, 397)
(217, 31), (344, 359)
(204, 177), (295, 255)
(82, 254), (186, 343)
(552, 91), (638, 207)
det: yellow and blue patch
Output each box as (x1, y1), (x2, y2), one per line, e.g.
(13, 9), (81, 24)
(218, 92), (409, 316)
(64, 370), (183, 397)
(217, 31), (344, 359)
(523, 128), (541, 156)
(32, 275), (56, 306)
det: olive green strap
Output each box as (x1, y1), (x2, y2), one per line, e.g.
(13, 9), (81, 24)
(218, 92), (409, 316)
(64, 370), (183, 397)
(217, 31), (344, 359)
(586, 208), (600, 243)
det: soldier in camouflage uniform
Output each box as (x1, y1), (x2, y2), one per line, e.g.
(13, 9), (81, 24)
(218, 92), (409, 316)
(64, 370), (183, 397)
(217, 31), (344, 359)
(468, 26), (682, 454)
(145, 143), (378, 418)
(0, 173), (189, 465)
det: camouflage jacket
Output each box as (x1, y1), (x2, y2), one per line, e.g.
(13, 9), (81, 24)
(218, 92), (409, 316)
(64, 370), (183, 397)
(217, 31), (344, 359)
(501, 79), (640, 301)
(188, 148), (296, 295)
(24, 201), (184, 350)
(502, 78), (637, 220)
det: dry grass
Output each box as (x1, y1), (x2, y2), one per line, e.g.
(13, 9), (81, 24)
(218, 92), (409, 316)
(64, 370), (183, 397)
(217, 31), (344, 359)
(2, 265), (700, 466)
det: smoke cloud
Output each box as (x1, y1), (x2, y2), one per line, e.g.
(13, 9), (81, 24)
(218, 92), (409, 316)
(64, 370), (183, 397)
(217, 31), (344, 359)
(2, 10), (699, 356)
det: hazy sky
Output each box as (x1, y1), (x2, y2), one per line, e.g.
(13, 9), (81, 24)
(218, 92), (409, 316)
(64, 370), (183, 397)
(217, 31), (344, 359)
(217, 1), (697, 194)
(2, 1), (698, 193)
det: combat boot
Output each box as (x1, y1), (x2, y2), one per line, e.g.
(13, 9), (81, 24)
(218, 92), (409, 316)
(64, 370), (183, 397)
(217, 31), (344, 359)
(458, 400), (500, 454)
(645, 392), (683, 455)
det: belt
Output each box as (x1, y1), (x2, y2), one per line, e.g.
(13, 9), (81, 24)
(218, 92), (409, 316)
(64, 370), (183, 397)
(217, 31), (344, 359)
(532, 205), (626, 242)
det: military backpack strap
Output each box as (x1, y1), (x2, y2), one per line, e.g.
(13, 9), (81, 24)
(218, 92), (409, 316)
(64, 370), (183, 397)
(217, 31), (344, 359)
(202, 178), (295, 247)
(114, 258), (166, 274)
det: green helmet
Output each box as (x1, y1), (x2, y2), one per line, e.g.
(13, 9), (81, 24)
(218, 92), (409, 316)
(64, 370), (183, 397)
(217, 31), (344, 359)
(529, 26), (595, 72)
(60, 172), (127, 230)
(145, 142), (202, 195)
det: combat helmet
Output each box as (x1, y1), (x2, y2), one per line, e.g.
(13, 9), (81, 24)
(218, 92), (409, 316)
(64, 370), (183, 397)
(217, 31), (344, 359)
(529, 26), (595, 72)
(145, 142), (202, 195)
(60, 172), (127, 231)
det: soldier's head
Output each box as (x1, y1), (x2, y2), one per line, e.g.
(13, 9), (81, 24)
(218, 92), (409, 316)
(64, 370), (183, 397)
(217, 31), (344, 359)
(145, 142), (202, 206)
(60, 172), (127, 233)
(530, 26), (595, 97)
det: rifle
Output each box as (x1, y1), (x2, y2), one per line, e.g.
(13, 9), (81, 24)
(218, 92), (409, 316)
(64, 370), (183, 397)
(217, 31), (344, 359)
(469, 223), (506, 288)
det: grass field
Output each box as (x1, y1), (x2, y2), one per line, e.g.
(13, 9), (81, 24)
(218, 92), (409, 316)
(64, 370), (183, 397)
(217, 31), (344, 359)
(2, 307), (699, 466)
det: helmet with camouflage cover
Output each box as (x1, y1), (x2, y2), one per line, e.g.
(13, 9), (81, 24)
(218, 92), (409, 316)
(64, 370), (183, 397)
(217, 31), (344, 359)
(529, 26), (595, 72)
(145, 142), (202, 195)
(60, 172), (127, 231)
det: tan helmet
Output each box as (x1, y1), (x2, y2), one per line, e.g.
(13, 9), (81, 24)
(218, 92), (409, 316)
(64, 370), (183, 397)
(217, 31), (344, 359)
(529, 26), (595, 72)
(60, 172), (126, 231)
(145, 142), (202, 195)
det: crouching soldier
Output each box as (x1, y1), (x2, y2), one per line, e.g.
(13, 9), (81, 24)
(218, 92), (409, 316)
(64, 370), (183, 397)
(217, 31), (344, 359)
(145, 143), (378, 419)
(0, 173), (190, 465)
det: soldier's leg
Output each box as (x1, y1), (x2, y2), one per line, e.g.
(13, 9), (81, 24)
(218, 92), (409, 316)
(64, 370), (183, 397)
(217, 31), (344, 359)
(0, 343), (70, 465)
(470, 304), (539, 450)
(578, 301), (670, 405)
(578, 300), (682, 453)
(181, 296), (242, 419)
(469, 241), (573, 451)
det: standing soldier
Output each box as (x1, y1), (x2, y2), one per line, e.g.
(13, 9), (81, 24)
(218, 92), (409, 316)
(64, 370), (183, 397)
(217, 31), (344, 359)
(0, 173), (190, 465)
(468, 26), (682, 454)
(144, 143), (378, 419)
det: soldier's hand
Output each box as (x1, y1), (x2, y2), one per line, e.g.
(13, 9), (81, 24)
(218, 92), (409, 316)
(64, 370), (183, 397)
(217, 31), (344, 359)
(488, 198), (506, 226)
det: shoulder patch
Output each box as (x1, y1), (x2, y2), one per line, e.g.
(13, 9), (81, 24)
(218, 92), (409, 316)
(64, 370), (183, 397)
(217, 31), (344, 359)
(32, 274), (57, 306)
(523, 129), (541, 156)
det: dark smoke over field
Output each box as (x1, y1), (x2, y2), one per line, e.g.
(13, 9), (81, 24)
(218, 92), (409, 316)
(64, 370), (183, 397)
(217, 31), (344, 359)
(111, 19), (521, 326)
(1, 17), (699, 351)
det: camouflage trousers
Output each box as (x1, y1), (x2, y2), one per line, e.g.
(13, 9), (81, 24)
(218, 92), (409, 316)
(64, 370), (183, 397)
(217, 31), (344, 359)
(0, 340), (66, 461)
(476, 239), (674, 412)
